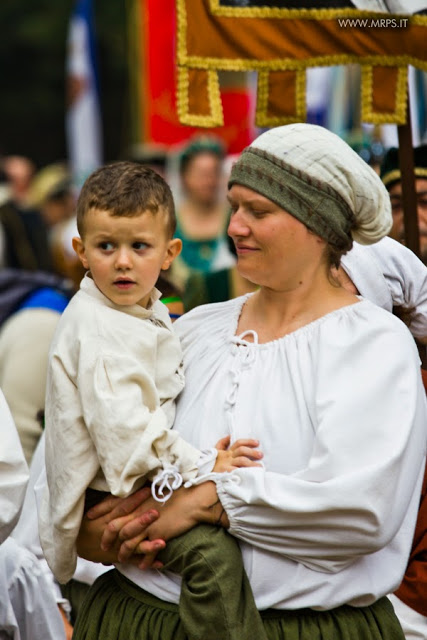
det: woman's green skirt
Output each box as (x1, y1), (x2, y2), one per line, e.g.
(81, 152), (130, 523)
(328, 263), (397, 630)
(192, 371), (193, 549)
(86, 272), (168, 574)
(72, 569), (405, 640)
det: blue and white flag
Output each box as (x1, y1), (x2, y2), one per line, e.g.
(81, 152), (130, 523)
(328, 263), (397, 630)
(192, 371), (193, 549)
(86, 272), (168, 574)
(66, 0), (103, 193)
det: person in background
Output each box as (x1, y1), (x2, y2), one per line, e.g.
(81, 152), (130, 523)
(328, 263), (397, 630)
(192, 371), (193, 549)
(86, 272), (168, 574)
(126, 143), (169, 180)
(169, 135), (235, 289)
(380, 144), (427, 263)
(0, 156), (54, 272)
(0, 390), (28, 542)
(183, 235), (257, 311)
(0, 390), (66, 640)
(0, 269), (73, 464)
(27, 162), (77, 279)
(74, 124), (426, 640)
(3, 155), (35, 209)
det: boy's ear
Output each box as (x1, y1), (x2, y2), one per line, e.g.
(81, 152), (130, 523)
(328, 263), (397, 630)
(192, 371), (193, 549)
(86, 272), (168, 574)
(162, 238), (182, 271)
(72, 236), (89, 270)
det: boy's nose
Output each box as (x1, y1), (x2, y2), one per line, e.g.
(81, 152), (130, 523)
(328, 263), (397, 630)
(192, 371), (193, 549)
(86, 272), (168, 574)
(115, 247), (132, 269)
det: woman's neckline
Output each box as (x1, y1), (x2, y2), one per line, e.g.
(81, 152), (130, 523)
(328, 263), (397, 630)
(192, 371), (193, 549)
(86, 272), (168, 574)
(230, 293), (365, 346)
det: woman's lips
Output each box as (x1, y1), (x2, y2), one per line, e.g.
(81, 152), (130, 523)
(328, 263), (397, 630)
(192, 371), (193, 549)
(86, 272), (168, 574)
(235, 245), (258, 254)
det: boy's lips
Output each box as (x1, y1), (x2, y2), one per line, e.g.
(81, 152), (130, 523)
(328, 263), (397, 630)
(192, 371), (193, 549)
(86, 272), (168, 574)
(114, 279), (135, 289)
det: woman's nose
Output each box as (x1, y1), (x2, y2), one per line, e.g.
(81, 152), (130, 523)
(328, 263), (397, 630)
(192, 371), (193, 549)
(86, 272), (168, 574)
(228, 210), (249, 237)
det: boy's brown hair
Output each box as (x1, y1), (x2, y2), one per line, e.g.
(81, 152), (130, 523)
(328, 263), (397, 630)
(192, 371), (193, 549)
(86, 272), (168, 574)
(76, 161), (176, 238)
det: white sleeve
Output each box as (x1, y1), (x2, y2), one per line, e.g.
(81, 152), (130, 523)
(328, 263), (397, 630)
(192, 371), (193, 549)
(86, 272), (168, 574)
(77, 349), (200, 497)
(0, 390), (29, 542)
(366, 238), (427, 340)
(0, 538), (66, 640)
(214, 320), (427, 573)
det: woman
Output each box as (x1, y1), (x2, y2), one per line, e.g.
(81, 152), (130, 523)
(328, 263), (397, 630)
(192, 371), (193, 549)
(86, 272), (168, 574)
(169, 135), (235, 288)
(74, 124), (427, 639)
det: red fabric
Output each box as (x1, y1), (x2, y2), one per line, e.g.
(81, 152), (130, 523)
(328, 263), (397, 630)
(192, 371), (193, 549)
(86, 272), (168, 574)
(139, 0), (255, 153)
(394, 370), (427, 616)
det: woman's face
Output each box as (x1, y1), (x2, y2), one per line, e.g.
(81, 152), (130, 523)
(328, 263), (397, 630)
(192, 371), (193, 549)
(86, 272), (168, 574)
(182, 152), (223, 206)
(227, 184), (326, 290)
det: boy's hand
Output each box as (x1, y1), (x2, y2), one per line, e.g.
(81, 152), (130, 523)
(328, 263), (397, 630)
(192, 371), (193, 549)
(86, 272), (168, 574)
(213, 435), (263, 472)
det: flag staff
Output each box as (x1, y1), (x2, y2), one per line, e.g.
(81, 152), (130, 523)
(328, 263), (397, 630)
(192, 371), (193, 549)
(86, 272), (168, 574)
(397, 83), (420, 258)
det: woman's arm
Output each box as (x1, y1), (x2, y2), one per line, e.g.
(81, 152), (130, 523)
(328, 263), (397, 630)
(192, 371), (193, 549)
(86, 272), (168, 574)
(77, 436), (261, 565)
(77, 482), (228, 566)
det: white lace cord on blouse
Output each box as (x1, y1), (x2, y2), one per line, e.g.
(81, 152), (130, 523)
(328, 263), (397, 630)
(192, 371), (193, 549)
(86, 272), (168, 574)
(226, 330), (259, 440)
(151, 466), (183, 504)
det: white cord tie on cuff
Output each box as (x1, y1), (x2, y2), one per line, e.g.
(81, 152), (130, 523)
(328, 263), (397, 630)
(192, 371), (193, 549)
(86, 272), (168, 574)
(151, 466), (183, 503)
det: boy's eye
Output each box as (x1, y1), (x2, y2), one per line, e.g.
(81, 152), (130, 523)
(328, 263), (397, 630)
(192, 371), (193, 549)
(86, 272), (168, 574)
(133, 242), (149, 250)
(99, 241), (114, 251)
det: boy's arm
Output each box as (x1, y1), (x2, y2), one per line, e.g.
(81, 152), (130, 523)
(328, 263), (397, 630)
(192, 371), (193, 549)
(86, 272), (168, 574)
(78, 350), (201, 498)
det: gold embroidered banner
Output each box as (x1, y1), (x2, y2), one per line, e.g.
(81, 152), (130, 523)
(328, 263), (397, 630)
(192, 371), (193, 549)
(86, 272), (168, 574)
(176, 0), (427, 127)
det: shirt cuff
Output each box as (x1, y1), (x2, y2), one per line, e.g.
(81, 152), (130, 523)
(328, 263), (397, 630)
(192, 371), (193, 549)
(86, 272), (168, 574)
(196, 448), (218, 476)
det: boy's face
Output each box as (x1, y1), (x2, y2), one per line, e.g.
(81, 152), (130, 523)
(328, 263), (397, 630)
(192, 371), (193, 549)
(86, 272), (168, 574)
(72, 208), (181, 308)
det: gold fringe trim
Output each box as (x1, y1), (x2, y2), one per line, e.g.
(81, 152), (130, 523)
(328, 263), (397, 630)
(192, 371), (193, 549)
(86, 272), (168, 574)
(176, 67), (224, 127)
(176, 0), (188, 66)
(361, 64), (407, 124)
(180, 53), (427, 73)
(175, 0), (427, 127)
(208, 0), (427, 22)
(255, 69), (306, 127)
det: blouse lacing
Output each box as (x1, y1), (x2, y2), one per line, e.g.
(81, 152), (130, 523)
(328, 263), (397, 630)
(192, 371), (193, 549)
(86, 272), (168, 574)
(227, 330), (259, 442)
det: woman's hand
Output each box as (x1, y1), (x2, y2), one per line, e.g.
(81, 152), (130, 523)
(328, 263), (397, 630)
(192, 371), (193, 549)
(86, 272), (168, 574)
(77, 486), (166, 567)
(214, 436), (263, 472)
(93, 481), (227, 567)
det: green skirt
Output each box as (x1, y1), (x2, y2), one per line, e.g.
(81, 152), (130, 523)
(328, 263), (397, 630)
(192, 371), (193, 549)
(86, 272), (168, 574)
(72, 569), (405, 640)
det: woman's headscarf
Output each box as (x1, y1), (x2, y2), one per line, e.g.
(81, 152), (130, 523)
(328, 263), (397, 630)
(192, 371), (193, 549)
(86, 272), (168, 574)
(228, 123), (392, 251)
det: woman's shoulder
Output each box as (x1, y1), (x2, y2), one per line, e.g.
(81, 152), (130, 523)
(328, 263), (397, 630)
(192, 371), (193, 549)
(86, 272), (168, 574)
(316, 298), (417, 355)
(174, 295), (247, 340)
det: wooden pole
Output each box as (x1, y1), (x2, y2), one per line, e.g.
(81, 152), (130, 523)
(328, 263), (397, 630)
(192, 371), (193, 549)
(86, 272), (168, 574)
(397, 87), (420, 258)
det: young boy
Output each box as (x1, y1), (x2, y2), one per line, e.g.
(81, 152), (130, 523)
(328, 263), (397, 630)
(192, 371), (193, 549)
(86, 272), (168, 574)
(39, 162), (267, 640)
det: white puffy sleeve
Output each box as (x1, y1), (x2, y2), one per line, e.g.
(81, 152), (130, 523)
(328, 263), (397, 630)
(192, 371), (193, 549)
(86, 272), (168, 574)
(0, 390), (28, 542)
(214, 311), (427, 573)
(344, 237), (427, 341)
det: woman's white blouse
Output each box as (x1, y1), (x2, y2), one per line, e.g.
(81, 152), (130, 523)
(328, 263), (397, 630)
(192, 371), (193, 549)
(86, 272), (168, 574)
(119, 295), (427, 611)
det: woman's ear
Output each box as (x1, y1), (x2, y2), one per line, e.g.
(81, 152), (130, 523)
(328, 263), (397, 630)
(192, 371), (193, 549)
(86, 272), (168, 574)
(162, 238), (182, 271)
(72, 236), (89, 270)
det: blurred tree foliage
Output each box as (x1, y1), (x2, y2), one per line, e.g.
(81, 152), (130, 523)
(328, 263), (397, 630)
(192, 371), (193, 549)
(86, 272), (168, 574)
(0, 1), (129, 168)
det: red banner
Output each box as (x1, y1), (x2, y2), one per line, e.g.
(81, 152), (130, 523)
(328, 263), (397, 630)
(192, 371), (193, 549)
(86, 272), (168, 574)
(132, 0), (255, 152)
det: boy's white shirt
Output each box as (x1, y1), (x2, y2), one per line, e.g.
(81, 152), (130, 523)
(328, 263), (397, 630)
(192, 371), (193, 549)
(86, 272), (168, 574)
(39, 274), (205, 584)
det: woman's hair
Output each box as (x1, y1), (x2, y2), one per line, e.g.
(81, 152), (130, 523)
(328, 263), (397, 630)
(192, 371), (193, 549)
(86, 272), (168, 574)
(76, 161), (176, 238)
(324, 244), (344, 270)
(178, 135), (225, 176)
